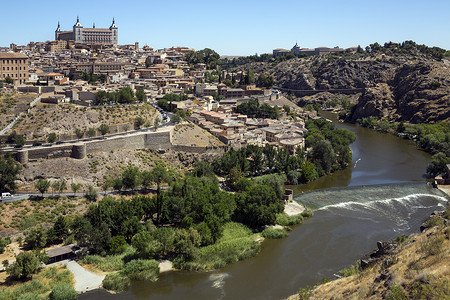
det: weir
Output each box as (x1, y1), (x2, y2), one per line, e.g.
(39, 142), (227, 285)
(294, 182), (449, 210)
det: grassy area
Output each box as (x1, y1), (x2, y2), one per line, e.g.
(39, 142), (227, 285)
(80, 246), (136, 272)
(261, 227), (288, 239)
(174, 222), (260, 271)
(102, 259), (159, 293)
(0, 265), (74, 300)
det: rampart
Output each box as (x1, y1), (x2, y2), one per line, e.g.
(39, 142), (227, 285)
(14, 130), (173, 163)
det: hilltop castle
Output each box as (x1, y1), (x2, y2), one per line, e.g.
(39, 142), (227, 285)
(55, 17), (118, 45)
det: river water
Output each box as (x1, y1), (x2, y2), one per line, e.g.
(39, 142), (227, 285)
(80, 113), (449, 300)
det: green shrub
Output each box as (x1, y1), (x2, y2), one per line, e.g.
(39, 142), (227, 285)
(420, 234), (445, 256)
(177, 237), (260, 271)
(393, 235), (408, 244)
(49, 283), (77, 300)
(276, 213), (303, 226)
(385, 285), (407, 300)
(337, 260), (362, 277)
(17, 294), (42, 300)
(121, 259), (159, 281)
(79, 247), (134, 272)
(298, 286), (313, 299)
(261, 227), (288, 239)
(219, 222), (253, 242)
(102, 273), (131, 292)
(424, 215), (444, 229)
(14, 280), (48, 297)
(301, 209), (313, 219)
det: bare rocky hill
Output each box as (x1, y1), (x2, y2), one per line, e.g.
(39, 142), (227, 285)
(237, 53), (450, 123)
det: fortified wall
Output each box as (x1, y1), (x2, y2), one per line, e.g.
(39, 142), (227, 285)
(15, 130), (172, 164)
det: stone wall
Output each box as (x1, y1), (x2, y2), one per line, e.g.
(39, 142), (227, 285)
(12, 129), (228, 164)
(15, 130), (172, 163)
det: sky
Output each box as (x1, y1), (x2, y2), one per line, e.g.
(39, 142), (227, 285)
(1, 0), (449, 56)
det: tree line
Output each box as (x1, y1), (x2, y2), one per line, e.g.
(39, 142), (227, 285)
(212, 118), (355, 185)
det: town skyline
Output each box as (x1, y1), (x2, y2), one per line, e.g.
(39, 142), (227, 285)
(1, 0), (449, 55)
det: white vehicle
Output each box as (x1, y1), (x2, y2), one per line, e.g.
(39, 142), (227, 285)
(1, 192), (13, 199)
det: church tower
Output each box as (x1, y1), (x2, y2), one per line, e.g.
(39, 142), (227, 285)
(55, 21), (61, 40)
(109, 18), (118, 45)
(73, 16), (83, 43)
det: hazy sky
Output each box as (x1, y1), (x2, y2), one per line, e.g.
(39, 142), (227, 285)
(1, 0), (449, 55)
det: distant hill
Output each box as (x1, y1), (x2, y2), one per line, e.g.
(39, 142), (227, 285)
(232, 42), (450, 123)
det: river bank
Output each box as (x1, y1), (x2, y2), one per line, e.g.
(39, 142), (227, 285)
(79, 113), (439, 300)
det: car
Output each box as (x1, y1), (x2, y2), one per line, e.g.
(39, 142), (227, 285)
(1, 192), (13, 199)
(13, 145), (22, 148)
(32, 142), (42, 147)
(56, 141), (64, 145)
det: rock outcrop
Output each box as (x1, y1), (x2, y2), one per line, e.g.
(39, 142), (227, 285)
(238, 55), (450, 123)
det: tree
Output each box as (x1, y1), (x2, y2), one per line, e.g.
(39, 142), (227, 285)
(4, 76), (14, 84)
(71, 183), (82, 196)
(6, 251), (41, 280)
(35, 178), (50, 196)
(47, 132), (57, 143)
(25, 225), (47, 249)
(131, 231), (160, 258)
(0, 154), (22, 192)
(98, 124), (110, 137)
(13, 135), (26, 147)
(121, 165), (142, 191)
(135, 116), (145, 129)
(86, 127), (96, 138)
(51, 181), (60, 196)
(75, 128), (84, 140)
(154, 117), (160, 131)
(426, 152), (450, 177)
(85, 185), (98, 202)
(52, 216), (69, 243)
(234, 184), (284, 228)
(57, 179), (66, 194)
(135, 89), (147, 102)
(171, 114), (181, 123)
(0, 237), (10, 254)
(109, 235), (127, 254)
(300, 161), (318, 182)
(95, 90), (109, 105)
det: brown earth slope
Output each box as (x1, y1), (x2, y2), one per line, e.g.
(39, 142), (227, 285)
(237, 54), (449, 123)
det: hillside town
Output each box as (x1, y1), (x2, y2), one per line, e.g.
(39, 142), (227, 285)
(0, 17), (320, 155)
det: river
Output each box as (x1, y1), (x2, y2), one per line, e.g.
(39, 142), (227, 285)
(80, 112), (449, 300)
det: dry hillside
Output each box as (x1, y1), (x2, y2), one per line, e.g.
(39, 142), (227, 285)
(10, 102), (158, 141)
(290, 209), (450, 300)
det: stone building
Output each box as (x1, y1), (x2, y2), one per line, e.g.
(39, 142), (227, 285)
(55, 17), (118, 45)
(0, 53), (29, 84)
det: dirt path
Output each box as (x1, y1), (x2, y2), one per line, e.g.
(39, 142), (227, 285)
(49, 260), (105, 293)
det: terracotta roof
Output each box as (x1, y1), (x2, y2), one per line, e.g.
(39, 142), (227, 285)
(0, 53), (28, 59)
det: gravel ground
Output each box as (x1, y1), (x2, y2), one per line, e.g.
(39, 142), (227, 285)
(284, 200), (305, 216)
(48, 260), (105, 293)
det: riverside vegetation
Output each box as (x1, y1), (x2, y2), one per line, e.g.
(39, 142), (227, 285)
(0, 155), (313, 294)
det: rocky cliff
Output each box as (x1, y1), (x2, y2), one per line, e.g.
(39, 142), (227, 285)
(238, 54), (450, 123)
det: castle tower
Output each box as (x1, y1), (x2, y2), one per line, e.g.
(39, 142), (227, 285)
(109, 18), (118, 45)
(55, 21), (61, 40)
(73, 16), (83, 43)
